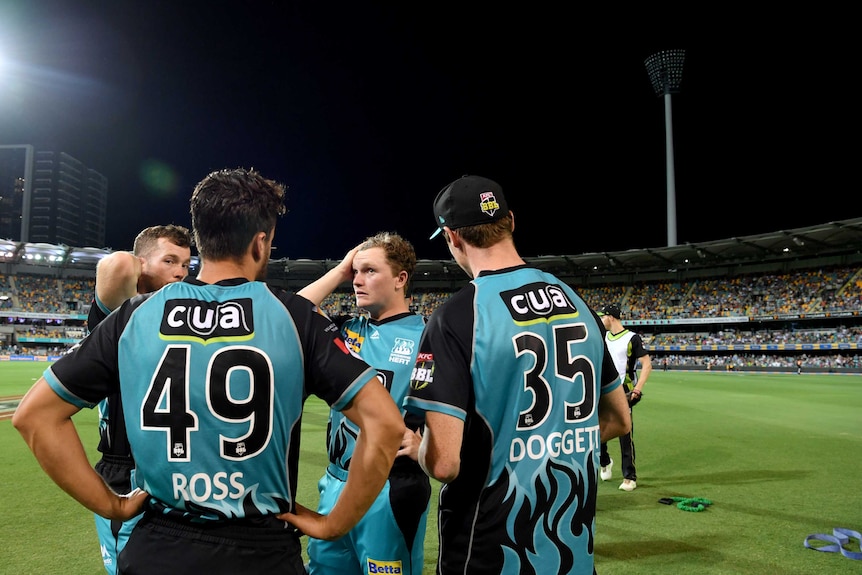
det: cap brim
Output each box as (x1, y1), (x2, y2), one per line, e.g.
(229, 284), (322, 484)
(429, 227), (443, 240)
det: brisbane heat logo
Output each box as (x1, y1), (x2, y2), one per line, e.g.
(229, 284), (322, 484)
(159, 298), (253, 343)
(500, 282), (579, 324)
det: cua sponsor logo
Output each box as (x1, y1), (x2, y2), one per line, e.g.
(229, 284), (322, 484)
(501, 282), (577, 323)
(160, 298), (253, 341)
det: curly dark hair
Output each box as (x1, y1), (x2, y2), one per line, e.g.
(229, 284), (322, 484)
(190, 168), (287, 260)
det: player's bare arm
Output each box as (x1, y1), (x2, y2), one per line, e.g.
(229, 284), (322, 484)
(418, 410), (464, 483)
(12, 378), (148, 521)
(633, 353), (653, 396)
(280, 376), (403, 539)
(598, 384), (631, 443)
(95, 251), (143, 311)
(297, 245), (360, 306)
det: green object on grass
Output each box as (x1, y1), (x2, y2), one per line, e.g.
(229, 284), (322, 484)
(669, 496), (713, 512)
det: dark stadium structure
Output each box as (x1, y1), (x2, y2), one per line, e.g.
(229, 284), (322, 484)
(270, 218), (862, 290)
(1, 218), (860, 373)
(3, 218), (861, 289)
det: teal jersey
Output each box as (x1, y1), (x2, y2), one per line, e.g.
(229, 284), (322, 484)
(307, 311), (430, 575)
(45, 277), (376, 523)
(405, 265), (620, 575)
(327, 312), (426, 471)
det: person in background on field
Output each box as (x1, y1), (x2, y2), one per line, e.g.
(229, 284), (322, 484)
(89, 224), (192, 575)
(299, 231), (431, 575)
(404, 174), (631, 575)
(13, 167), (405, 575)
(597, 303), (653, 492)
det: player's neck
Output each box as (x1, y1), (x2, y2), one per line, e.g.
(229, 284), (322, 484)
(370, 300), (411, 321)
(196, 259), (259, 284)
(464, 241), (524, 277)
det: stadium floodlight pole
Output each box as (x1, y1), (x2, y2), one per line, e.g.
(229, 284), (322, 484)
(644, 49), (685, 247)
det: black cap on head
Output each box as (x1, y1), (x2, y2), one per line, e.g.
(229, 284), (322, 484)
(430, 175), (508, 239)
(598, 304), (621, 319)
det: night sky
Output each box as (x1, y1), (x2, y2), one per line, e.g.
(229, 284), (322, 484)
(0, 3), (856, 261)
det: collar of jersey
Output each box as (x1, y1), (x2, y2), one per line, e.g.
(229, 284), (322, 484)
(183, 277), (250, 287)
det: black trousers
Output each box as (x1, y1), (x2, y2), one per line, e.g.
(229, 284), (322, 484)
(599, 405), (636, 481)
(118, 511), (304, 575)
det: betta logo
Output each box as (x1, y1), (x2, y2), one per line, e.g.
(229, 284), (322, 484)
(160, 298), (253, 342)
(342, 327), (364, 354)
(367, 558), (402, 574)
(501, 282), (578, 324)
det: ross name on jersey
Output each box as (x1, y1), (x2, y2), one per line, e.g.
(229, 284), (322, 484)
(172, 471), (245, 502)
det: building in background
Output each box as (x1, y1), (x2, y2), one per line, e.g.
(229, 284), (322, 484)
(0, 145), (107, 247)
(0, 145), (32, 241)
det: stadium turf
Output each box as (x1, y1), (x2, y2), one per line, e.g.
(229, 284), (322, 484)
(1, 363), (859, 574)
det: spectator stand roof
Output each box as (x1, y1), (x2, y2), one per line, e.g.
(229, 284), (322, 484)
(524, 218), (862, 286)
(2, 218), (861, 286)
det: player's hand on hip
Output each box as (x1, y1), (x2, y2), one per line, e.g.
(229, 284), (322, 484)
(114, 487), (149, 521)
(397, 427), (423, 461)
(278, 502), (328, 538)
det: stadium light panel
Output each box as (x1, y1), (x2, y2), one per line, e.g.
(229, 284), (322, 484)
(644, 49), (686, 96)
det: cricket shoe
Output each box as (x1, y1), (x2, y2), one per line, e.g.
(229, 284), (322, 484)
(600, 459), (613, 481)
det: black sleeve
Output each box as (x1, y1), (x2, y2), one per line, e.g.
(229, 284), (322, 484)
(631, 333), (649, 359)
(271, 287), (376, 409)
(51, 293), (147, 405)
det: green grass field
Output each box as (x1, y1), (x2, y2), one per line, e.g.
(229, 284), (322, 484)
(1, 363), (860, 574)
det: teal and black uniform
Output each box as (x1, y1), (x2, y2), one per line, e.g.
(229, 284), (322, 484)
(308, 311), (430, 575)
(404, 265), (620, 575)
(88, 295), (139, 575)
(46, 277), (377, 575)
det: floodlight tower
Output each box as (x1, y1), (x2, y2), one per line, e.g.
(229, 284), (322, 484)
(644, 49), (685, 247)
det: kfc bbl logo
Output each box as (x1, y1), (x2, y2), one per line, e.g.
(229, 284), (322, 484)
(479, 192), (500, 217)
